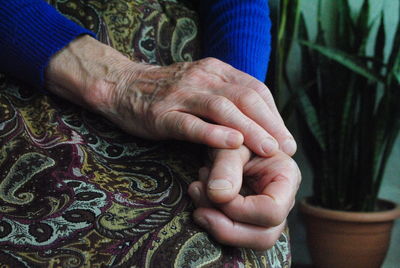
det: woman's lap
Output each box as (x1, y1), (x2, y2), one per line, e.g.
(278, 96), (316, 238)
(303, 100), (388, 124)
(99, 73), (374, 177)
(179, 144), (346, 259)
(0, 79), (290, 267)
(0, 0), (291, 266)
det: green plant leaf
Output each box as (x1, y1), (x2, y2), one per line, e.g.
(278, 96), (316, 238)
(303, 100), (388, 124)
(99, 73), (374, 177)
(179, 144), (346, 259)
(300, 41), (385, 83)
(291, 0), (400, 211)
(387, 2), (400, 73)
(316, 0), (326, 46)
(274, 0), (302, 109)
(354, 0), (371, 52)
(356, 0), (370, 29)
(394, 71), (400, 85)
(336, 0), (355, 49)
(374, 13), (386, 71)
(297, 90), (326, 151)
(298, 14), (317, 97)
(373, 91), (400, 200)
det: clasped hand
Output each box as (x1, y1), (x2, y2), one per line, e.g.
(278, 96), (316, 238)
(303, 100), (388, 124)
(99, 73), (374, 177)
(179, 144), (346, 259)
(46, 36), (300, 250)
(47, 36), (296, 157)
(189, 146), (301, 250)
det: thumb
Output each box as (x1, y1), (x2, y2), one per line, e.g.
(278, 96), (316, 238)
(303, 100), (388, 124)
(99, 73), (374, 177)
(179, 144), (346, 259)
(206, 146), (251, 203)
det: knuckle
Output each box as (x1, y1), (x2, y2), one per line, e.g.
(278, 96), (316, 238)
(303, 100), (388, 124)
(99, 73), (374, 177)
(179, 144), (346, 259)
(202, 126), (221, 145)
(241, 119), (254, 134)
(263, 86), (274, 99)
(147, 102), (163, 119)
(268, 209), (286, 227)
(286, 157), (300, 172)
(253, 81), (270, 95)
(237, 90), (261, 109)
(248, 79), (271, 97)
(176, 116), (190, 135)
(269, 119), (281, 131)
(254, 202), (285, 227)
(184, 67), (221, 88)
(143, 108), (162, 133)
(274, 155), (299, 173)
(200, 57), (222, 67)
(207, 96), (232, 114)
(257, 197), (288, 226)
(179, 115), (197, 137)
(184, 67), (205, 82)
(257, 83), (269, 93)
(154, 113), (171, 137)
(147, 109), (171, 136)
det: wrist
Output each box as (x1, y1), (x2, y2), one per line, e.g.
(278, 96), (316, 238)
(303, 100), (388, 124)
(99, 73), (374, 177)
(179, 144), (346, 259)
(45, 35), (139, 112)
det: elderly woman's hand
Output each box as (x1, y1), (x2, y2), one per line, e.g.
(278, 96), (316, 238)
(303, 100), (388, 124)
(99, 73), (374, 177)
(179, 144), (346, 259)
(188, 146), (301, 250)
(46, 35), (296, 156)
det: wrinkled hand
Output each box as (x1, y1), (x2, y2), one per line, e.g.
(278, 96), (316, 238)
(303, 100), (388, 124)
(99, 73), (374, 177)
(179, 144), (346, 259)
(188, 146), (301, 250)
(46, 36), (296, 157)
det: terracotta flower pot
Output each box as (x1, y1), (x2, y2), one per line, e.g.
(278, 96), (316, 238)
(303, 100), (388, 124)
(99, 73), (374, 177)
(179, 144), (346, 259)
(299, 197), (400, 268)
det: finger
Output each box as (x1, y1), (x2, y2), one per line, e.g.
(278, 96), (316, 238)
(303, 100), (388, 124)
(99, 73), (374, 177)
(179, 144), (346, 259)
(219, 153), (301, 227)
(222, 85), (297, 156)
(188, 181), (213, 208)
(219, 194), (288, 227)
(196, 57), (284, 122)
(182, 94), (279, 157)
(193, 207), (286, 251)
(187, 167), (212, 208)
(198, 166), (210, 183)
(201, 60), (297, 155)
(208, 61), (281, 116)
(255, 87), (297, 156)
(223, 66), (280, 114)
(206, 147), (251, 204)
(160, 111), (244, 148)
(244, 152), (301, 209)
(252, 84), (282, 120)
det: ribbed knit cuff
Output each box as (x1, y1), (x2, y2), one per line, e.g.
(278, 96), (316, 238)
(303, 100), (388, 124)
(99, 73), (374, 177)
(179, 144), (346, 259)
(198, 0), (271, 82)
(0, 0), (95, 88)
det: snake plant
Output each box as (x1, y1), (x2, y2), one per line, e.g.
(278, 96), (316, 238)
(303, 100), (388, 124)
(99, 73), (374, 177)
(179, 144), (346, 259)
(289, 0), (399, 211)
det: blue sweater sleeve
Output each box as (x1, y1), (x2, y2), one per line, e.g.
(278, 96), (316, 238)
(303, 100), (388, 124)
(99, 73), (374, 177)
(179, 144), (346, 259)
(0, 0), (94, 88)
(197, 0), (271, 82)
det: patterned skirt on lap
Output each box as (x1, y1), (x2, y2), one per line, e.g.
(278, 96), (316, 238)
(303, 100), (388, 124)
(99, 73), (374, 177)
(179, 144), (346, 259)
(0, 0), (290, 266)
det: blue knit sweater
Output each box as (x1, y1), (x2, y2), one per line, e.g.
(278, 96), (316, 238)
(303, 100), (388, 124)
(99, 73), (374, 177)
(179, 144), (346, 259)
(0, 0), (271, 88)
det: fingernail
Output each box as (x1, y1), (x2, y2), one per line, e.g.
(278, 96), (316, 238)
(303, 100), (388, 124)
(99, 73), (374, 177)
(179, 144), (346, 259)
(282, 138), (297, 155)
(261, 138), (278, 155)
(208, 179), (232, 190)
(194, 216), (209, 229)
(226, 132), (242, 147)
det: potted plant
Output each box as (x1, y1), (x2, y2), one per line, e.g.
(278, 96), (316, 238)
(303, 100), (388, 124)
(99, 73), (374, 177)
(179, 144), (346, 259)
(279, 0), (400, 267)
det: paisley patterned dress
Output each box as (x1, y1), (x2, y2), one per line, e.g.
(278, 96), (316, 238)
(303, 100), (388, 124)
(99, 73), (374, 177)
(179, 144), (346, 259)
(0, 0), (291, 267)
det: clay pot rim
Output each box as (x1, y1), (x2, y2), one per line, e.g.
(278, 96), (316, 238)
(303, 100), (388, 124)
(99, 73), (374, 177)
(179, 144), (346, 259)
(299, 197), (400, 223)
